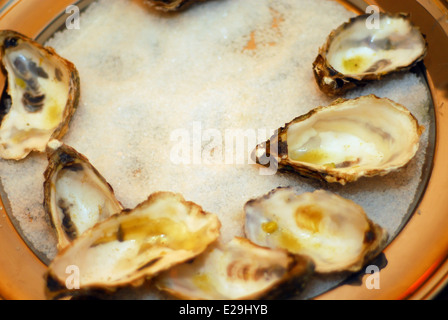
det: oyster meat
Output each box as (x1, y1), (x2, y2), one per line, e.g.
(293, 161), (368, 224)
(144, 0), (206, 11)
(244, 188), (388, 273)
(313, 13), (427, 96)
(45, 191), (221, 299)
(0, 30), (80, 160)
(43, 140), (123, 250)
(253, 95), (424, 185)
(155, 237), (314, 300)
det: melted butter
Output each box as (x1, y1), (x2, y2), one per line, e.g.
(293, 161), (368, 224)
(323, 162), (336, 168)
(134, 217), (200, 251)
(11, 130), (30, 144)
(277, 228), (301, 252)
(294, 205), (323, 233)
(192, 273), (212, 293)
(93, 217), (201, 252)
(15, 77), (26, 89)
(45, 103), (63, 128)
(342, 56), (368, 74)
(262, 221), (278, 234)
(11, 128), (41, 144)
(290, 149), (328, 164)
(261, 220), (301, 252)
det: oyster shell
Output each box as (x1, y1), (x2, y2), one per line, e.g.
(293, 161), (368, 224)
(0, 30), (80, 160)
(43, 140), (123, 250)
(244, 188), (388, 273)
(45, 191), (221, 299)
(144, 0), (206, 12)
(155, 237), (314, 300)
(313, 13), (427, 96)
(253, 95), (424, 185)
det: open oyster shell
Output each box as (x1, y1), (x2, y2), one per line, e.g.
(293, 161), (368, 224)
(0, 30), (80, 160)
(144, 0), (206, 12)
(43, 140), (123, 250)
(45, 191), (221, 299)
(244, 188), (388, 274)
(253, 95), (424, 185)
(313, 13), (427, 96)
(155, 237), (314, 300)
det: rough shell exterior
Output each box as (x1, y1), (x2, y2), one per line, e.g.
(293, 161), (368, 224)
(43, 140), (123, 250)
(155, 237), (315, 300)
(0, 30), (80, 159)
(244, 187), (389, 273)
(312, 13), (427, 96)
(45, 191), (221, 300)
(144, 0), (206, 11)
(252, 95), (424, 185)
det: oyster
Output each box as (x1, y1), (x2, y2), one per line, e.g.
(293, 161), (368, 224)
(253, 95), (424, 185)
(0, 30), (80, 160)
(155, 237), (314, 300)
(45, 191), (221, 299)
(144, 0), (206, 12)
(43, 140), (123, 250)
(313, 13), (427, 96)
(244, 188), (388, 273)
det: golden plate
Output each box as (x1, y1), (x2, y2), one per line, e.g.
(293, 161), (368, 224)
(0, 0), (447, 300)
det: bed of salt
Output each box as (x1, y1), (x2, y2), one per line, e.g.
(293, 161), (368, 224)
(0, 0), (433, 299)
